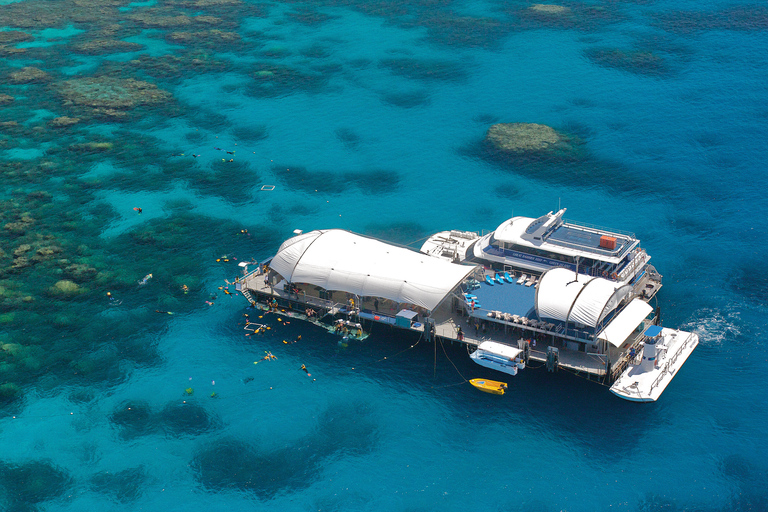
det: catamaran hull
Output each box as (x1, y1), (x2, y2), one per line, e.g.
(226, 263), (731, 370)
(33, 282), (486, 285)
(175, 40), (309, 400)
(470, 354), (519, 376)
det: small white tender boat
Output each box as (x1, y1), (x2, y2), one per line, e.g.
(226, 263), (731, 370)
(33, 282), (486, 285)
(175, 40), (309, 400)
(470, 341), (525, 376)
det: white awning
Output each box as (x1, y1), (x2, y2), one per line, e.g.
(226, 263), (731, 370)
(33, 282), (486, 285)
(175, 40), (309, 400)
(477, 341), (523, 359)
(270, 229), (479, 311)
(597, 299), (654, 347)
(535, 268), (631, 327)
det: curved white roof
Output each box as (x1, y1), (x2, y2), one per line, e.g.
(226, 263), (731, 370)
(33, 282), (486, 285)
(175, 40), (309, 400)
(535, 268), (632, 327)
(270, 230), (478, 311)
(492, 216), (529, 243)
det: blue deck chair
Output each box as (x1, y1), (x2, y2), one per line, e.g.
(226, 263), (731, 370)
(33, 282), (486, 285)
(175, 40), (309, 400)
(503, 271), (514, 283)
(484, 275), (495, 286)
(494, 275), (505, 285)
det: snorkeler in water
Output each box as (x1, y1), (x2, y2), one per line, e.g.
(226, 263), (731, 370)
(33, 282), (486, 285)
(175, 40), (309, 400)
(255, 351), (276, 364)
(300, 364), (311, 377)
(106, 291), (122, 306)
(283, 335), (301, 345)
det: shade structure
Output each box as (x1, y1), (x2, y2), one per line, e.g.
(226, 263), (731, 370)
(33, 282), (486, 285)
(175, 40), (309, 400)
(270, 229), (479, 311)
(535, 268), (632, 328)
(597, 298), (654, 347)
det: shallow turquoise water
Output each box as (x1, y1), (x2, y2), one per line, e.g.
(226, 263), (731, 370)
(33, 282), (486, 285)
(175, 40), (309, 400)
(0, 0), (766, 510)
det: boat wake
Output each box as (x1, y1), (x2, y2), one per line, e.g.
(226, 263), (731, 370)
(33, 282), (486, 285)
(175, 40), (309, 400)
(682, 307), (743, 348)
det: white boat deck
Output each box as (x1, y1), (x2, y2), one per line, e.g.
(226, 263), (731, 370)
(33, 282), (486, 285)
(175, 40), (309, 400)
(610, 328), (699, 402)
(420, 230), (479, 262)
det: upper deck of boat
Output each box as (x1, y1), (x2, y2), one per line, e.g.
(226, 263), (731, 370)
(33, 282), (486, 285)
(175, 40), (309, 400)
(545, 222), (635, 258)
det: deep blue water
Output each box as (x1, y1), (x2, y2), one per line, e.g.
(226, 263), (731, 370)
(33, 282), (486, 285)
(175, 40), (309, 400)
(0, 0), (766, 510)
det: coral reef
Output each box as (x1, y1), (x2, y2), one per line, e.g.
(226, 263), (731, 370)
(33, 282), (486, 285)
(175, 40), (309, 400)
(50, 280), (82, 296)
(8, 66), (51, 84)
(379, 57), (468, 83)
(272, 164), (400, 195)
(192, 401), (377, 497)
(109, 400), (156, 439)
(486, 123), (569, 153)
(529, 4), (570, 15)
(585, 48), (670, 77)
(0, 459), (72, 508)
(50, 116), (81, 128)
(90, 466), (147, 503)
(158, 401), (217, 436)
(0, 382), (23, 405)
(70, 40), (145, 55)
(0, 31), (34, 44)
(127, 53), (231, 83)
(57, 77), (173, 118)
(166, 29), (241, 48)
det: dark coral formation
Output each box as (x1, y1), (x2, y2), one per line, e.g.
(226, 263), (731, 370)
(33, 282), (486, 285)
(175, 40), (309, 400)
(192, 438), (301, 498)
(0, 31), (34, 44)
(192, 401), (377, 498)
(0, 459), (72, 509)
(158, 401), (217, 436)
(246, 64), (333, 98)
(380, 90), (430, 108)
(379, 57), (468, 83)
(109, 400), (157, 439)
(272, 164), (400, 195)
(585, 48), (671, 77)
(70, 40), (145, 55)
(90, 466), (147, 503)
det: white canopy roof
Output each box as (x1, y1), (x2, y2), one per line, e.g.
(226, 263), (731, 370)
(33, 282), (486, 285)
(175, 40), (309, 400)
(270, 229), (478, 311)
(597, 298), (654, 347)
(535, 268), (631, 327)
(477, 341), (523, 359)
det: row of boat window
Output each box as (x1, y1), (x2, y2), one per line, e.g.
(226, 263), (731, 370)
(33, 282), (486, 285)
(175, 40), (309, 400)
(489, 239), (589, 265)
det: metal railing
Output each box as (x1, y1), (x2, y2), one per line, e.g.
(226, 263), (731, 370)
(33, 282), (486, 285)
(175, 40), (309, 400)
(618, 249), (648, 281)
(649, 332), (697, 391)
(563, 218), (636, 238)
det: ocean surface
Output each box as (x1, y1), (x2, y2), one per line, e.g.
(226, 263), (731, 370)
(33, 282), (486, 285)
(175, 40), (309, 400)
(0, 0), (766, 510)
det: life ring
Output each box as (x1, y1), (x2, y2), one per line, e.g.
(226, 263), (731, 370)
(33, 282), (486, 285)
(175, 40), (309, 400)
(611, 272), (618, 280)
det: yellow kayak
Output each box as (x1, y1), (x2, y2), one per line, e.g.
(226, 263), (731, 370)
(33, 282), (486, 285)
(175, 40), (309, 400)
(470, 378), (508, 395)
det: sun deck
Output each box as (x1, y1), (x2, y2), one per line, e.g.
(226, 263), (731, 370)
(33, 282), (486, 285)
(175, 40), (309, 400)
(546, 222), (634, 258)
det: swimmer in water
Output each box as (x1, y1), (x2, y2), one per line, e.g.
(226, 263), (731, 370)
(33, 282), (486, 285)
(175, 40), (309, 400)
(254, 352), (276, 364)
(300, 364), (311, 377)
